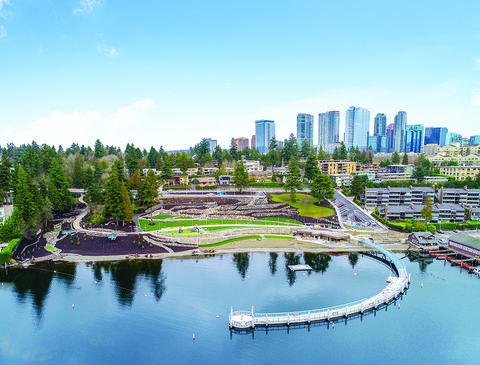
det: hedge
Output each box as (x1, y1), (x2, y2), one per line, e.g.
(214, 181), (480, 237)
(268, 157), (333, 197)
(0, 238), (21, 265)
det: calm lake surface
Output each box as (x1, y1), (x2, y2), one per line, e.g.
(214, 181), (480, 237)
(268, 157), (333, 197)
(0, 252), (478, 364)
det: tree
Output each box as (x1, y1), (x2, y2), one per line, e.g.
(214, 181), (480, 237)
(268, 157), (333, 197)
(0, 148), (12, 194)
(48, 159), (74, 213)
(160, 154), (173, 180)
(284, 155), (302, 202)
(339, 143), (348, 160)
(266, 138), (279, 167)
(14, 166), (39, 236)
(391, 152), (401, 164)
(129, 170), (142, 192)
(72, 155), (85, 188)
(140, 170), (159, 207)
(304, 152), (319, 182)
(402, 153), (409, 165)
(94, 139), (107, 158)
(230, 139), (239, 161)
(119, 181), (134, 225)
(310, 173), (334, 202)
(179, 153), (188, 175)
(421, 195), (433, 222)
(350, 175), (367, 199)
(317, 146), (330, 160)
(104, 168), (123, 224)
(215, 163), (227, 179)
(282, 134), (298, 162)
(125, 144), (139, 176)
(147, 147), (159, 169)
(232, 160), (250, 192)
(299, 139), (310, 158)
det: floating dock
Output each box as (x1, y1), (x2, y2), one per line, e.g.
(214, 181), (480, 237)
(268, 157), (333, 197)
(288, 264), (312, 272)
(229, 240), (409, 330)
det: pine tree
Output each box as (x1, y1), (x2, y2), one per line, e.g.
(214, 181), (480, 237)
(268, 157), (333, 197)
(140, 170), (159, 207)
(125, 144), (139, 175)
(48, 159), (74, 213)
(232, 160), (250, 193)
(160, 154), (173, 180)
(284, 155), (302, 202)
(391, 152), (401, 164)
(94, 139), (107, 158)
(402, 153), (409, 165)
(0, 148), (12, 194)
(104, 168), (123, 224)
(421, 195), (433, 222)
(147, 147), (159, 169)
(179, 153), (188, 174)
(72, 154), (85, 188)
(129, 170), (142, 192)
(350, 175), (367, 200)
(304, 152), (319, 182)
(119, 181), (134, 224)
(311, 173), (335, 202)
(215, 163), (227, 179)
(14, 166), (39, 236)
(339, 143), (348, 160)
(230, 139), (239, 161)
(300, 139), (310, 158)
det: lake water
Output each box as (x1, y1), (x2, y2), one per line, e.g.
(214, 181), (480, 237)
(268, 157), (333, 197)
(0, 252), (478, 364)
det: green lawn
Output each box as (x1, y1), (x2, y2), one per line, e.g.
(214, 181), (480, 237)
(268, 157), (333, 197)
(270, 193), (334, 218)
(139, 219), (294, 231)
(264, 235), (295, 240)
(45, 245), (55, 251)
(199, 235), (262, 247)
(259, 217), (302, 225)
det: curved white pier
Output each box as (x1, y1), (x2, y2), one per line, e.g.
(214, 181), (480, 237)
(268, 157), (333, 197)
(229, 240), (410, 330)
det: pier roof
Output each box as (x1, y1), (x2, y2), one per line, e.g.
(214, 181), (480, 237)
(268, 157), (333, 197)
(449, 233), (480, 250)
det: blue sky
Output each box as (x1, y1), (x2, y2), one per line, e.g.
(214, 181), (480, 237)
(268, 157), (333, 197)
(1, 0), (480, 150)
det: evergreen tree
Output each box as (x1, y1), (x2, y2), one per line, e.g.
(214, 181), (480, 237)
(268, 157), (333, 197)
(129, 170), (142, 192)
(213, 145), (223, 162)
(349, 175), (367, 200)
(299, 139), (310, 158)
(421, 195), (433, 222)
(119, 181), (134, 224)
(232, 160), (250, 193)
(140, 170), (159, 207)
(72, 154), (85, 188)
(147, 147), (159, 169)
(284, 155), (302, 202)
(332, 146), (340, 160)
(230, 138), (239, 161)
(14, 166), (39, 236)
(282, 134), (298, 162)
(94, 139), (107, 159)
(317, 146), (330, 160)
(160, 154), (174, 180)
(105, 168), (123, 224)
(310, 173), (335, 202)
(391, 152), (401, 164)
(339, 143), (348, 160)
(266, 138), (279, 167)
(402, 153), (409, 165)
(215, 163), (227, 179)
(179, 153), (189, 174)
(125, 144), (139, 175)
(48, 159), (74, 213)
(304, 152), (319, 182)
(0, 148), (12, 194)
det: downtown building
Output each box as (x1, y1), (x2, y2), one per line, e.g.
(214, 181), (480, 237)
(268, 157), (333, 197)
(393, 111), (407, 152)
(424, 127), (448, 146)
(344, 106), (370, 150)
(234, 137), (249, 150)
(368, 113), (388, 153)
(446, 132), (463, 146)
(205, 138), (217, 154)
(405, 124), (424, 153)
(255, 120), (276, 153)
(318, 111), (340, 153)
(297, 113), (314, 147)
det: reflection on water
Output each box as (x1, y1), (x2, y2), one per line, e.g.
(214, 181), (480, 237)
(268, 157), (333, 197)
(284, 253), (301, 286)
(268, 252), (278, 275)
(304, 253), (331, 274)
(348, 253), (359, 269)
(232, 253), (250, 280)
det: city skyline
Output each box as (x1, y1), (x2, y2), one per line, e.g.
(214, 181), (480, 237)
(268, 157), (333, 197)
(1, 1), (480, 149)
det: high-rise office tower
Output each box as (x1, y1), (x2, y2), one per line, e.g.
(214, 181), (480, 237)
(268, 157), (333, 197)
(205, 138), (217, 154)
(393, 111), (407, 152)
(470, 135), (480, 146)
(234, 137), (249, 150)
(373, 113), (387, 136)
(318, 111), (340, 152)
(405, 124), (424, 153)
(344, 106), (370, 150)
(424, 127), (448, 146)
(386, 123), (395, 153)
(445, 132), (463, 146)
(251, 135), (256, 150)
(255, 120), (276, 153)
(297, 113), (314, 147)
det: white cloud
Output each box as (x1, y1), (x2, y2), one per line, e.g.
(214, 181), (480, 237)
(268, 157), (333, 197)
(0, 99), (154, 147)
(0, 24), (6, 39)
(472, 95), (480, 107)
(73, 0), (104, 15)
(97, 40), (119, 57)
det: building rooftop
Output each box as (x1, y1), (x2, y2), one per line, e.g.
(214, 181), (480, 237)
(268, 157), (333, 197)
(449, 233), (480, 250)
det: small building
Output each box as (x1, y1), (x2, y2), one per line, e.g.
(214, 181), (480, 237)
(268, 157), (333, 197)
(202, 167), (219, 175)
(142, 168), (161, 176)
(331, 174), (353, 187)
(408, 232), (438, 246)
(196, 177), (217, 187)
(165, 176), (189, 187)
(317, 160), (357, 175)
(296, 229), (349, 241)
(218, 175), (233, 186)
(249, 170), (273, 182)
(448, 233), (480, 257)
(380, 203), (464, 222)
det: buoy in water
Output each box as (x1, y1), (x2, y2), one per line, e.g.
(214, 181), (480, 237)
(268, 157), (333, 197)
(398, 303), (401, 309)
(332, 322), (335, 329)
(216, 315), (220, 318)
(72, 304), (75, 309)
(421, 282), (423, 288)
(192, 333), (195, 340)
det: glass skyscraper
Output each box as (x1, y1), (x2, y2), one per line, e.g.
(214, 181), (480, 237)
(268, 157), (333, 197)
(470, 135), (480, 146)
(445, 132), (463, 145)
(297, 113), (314, 147)
(405, 124), (424, 153)
(318, 111), (340, 152)
(255, 120), (276, 153)
(386, 123), (394, 153)
(393, 111), (407, 152)
(344, 106), (370, 150)
(424, 127), (448, 146)
(373, 113), (387, 136)
(205, 138), (217, 154)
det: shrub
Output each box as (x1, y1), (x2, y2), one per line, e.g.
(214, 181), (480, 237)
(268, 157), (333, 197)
(138, 242), (141, 247)
(142, 245), (145, 249)
(0, 238), (21, 265)
(150, 244), (153, 248)
(77, 242), (80, 245)
(426, 224), (437, 233)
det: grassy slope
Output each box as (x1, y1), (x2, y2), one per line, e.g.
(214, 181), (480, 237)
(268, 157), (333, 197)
(199, 235), (262, 247)
(270, 193), (334, 218)
(139, 219), (292, 231)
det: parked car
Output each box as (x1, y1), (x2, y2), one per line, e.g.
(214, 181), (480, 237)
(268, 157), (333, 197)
(437, 230), (445, 234)
(453, 229), (459, 233)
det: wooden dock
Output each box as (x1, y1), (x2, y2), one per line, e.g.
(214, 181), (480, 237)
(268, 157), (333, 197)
(229, 240), (409, 330)
(288, 264), (312, 272)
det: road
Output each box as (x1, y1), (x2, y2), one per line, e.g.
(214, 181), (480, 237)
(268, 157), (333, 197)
(333, 191), (386, 231)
